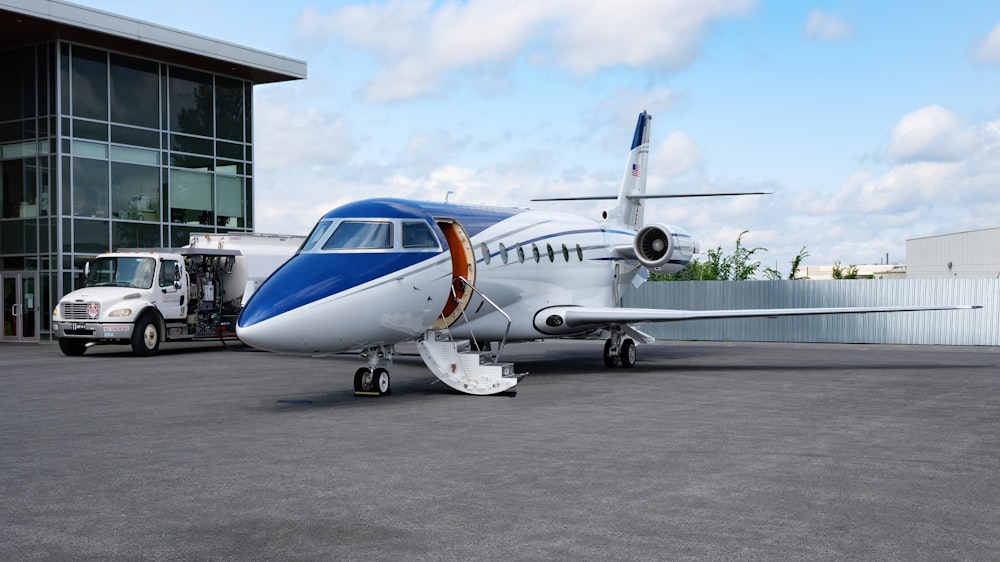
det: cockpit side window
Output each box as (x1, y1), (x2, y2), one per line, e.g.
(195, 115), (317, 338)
(323, 221), (393, 250)
(401, 222), (439, 249)
(300, 220), (334, 252)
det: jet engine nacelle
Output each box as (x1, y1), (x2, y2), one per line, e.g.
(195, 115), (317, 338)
(632, 223), (696, 274)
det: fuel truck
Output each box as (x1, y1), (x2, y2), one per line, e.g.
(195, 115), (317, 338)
(52, 233), (304, 356)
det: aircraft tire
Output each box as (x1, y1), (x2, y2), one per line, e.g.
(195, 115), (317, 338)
(620, 338), (636, 369)
(603, 339), (617, 368)
(374, 367), (391, 396)
(354, 367), (370, 392)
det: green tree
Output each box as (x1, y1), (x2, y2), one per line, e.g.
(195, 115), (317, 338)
(831, 261), (859, 279)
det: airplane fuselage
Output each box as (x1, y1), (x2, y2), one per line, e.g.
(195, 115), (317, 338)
(237, 198), (640, 354)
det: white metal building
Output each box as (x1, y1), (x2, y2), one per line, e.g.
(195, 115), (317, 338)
(907, 227), (1000, 279)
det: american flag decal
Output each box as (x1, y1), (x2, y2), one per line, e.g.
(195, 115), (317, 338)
(631, 163), (640, 177)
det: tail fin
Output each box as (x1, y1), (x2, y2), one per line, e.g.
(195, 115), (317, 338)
(603, 111), (651, 229)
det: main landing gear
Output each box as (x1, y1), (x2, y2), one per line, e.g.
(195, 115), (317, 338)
(354, 344), (393, 396)
(602, 330), (636, 368)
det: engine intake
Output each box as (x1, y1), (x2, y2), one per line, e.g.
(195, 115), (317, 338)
(633, 223), (695, 273)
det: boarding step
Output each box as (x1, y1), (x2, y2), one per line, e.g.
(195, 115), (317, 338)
(417, 330), (525, 395)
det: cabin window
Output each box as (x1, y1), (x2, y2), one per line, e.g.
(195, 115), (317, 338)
(323, 221), (393, 250)
(531, 244), (540, 263)
(402, 222), (438, 249)
(576, 244), (584, 261)
(546, 244), (555, 262)
(499, 243), (508, 264)
(480, 243), (491, 265)
(562, 244), (570, 262)
(516, 245), (525, 263)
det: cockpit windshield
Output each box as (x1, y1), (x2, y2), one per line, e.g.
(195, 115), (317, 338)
(86, 257), (156, 289)
(298, 219), (441, 252)
(299, 220), (334, 252)
(323, 221), (393, 250)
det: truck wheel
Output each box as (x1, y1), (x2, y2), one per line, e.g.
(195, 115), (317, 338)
(58, 338), (87, 356)
(131, 314), (161, 356)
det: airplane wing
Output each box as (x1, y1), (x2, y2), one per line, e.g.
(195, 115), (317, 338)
(534, 304), (983, 337)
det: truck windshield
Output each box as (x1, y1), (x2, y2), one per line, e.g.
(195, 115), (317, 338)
(86, 257), (156, 289)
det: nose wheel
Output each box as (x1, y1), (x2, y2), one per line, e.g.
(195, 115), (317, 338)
(354, 344), (394, 396)
(354, 367), (391, 396)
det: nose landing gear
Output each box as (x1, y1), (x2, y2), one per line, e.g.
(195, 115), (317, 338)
(354, 344), (394, 396)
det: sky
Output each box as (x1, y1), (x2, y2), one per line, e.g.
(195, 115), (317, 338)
(72, 0), (1000, 275)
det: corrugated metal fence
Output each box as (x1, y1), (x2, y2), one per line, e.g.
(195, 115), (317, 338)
(624, 279), (999, 346)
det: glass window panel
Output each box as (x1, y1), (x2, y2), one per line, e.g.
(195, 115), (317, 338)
(0, 121), (21, 143)
(402, 222), (438, 248)
(110, 54), (159, 128)
(170, 153), (212, 170)
(0, 46), (35, 121)
(216, 140), (242, 160)
(111, 125), (159, 148)
(110, 146), (158, 166)
(323, 222), (392, 250)
(169, 225), (196, 248)
(0, 220), (26, 253)
(216, 175), (242, 227)
(71, 140), (108, 159)
(72, 158), (108, 218)
(245, 179), (253, 229)
(215, 161), (241, 175)
(215, 76), (243, 141)
(171, 133), (213, 156)
(300, 220), (333, 252)
(72, 119), (107, 141)
(169, 169), (212, 225)
(112, 222), (160, 249)
(73, 218), (110, 254)
(168, 66), (212, 136)
(71, 46), (108, 120)
(111, 162), (159, 221)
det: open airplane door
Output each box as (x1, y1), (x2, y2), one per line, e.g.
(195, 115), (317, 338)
(431, 218), (476, 329)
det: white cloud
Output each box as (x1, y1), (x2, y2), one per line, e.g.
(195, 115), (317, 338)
(253, 99), (357, 170)
(803, 10), (854, 42)
(973, 21), (1000, 64)
(296, 0), (756, 102)
(887, 105), (980, 163)
(656, 131), (704, 177)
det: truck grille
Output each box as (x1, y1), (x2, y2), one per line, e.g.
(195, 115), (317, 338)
(61, 302), (99, 320)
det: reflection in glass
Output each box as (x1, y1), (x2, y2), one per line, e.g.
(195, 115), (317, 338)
(71, 46), (108, 120)
(169, 66), (213, 136)
(112, 222), (160, 249)
(216, 175), (242, 227)
(72, 158), (109, 218)
(323, 222), (392, 250)
(73, 219), (109, 253)
(111, 162), (159, 221)
(110, 54), (159, 128)
(169, 169), (212, 225)
(215, 76), (243, 141)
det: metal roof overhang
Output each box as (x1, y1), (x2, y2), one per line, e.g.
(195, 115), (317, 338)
(0, 0), (306, 84)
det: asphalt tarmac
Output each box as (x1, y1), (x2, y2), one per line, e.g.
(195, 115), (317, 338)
(2, 339), (999, 561)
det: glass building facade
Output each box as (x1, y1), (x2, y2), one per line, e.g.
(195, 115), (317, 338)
(1, 40), (264, 342)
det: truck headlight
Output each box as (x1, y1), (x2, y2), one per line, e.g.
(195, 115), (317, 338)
(108, 308), (133, 318)
(52, 306), (60, 319)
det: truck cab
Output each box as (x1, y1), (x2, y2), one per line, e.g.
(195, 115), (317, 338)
(52, 233), (303, 357)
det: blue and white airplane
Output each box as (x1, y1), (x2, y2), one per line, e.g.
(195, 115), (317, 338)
(236, 112), (979, 397)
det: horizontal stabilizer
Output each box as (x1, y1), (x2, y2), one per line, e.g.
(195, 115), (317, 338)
(532, 192), (771, 202)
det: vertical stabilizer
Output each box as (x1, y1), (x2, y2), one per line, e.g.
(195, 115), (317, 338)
(603, 111), (651, 230)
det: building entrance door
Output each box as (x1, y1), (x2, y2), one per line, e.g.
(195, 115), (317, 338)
(1, 272), (39, 343)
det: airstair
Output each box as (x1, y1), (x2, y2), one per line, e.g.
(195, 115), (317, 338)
(417, 277), (526, 395)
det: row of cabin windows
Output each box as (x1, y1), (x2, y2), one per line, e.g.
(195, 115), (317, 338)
(480, 242), (584, 265)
